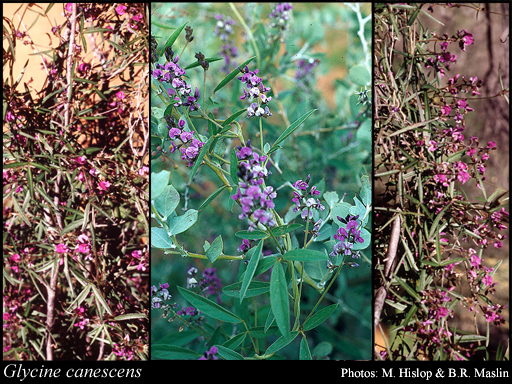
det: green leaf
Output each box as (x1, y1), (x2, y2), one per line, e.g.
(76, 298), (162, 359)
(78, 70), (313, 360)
(360, 175), (371, 206)
(219, 109), (247, 133)
(299, 337), (312, 360)
(90, 283), (113, 316)
(167, 209), (198, 235)
(178, 286), (242, 323)
(428, 201), (454, 241)
(254, 255), (278, 276)
(240, 240), (263, 303)
(184, 57), (223, 70)
(312, 341), (332, 358)
(206, 235), (223, 264)
(151, 170), (171, 199)
(213, 56), (255, 94)
(393, 275), (420, 301)
(356, 119), (372, 149)
(154, 184), (180, 218)
(198, 185), (227, 214)
(163, 22), (188, 51)
(270, 261), (290, 339)
(270, 223), (303, 237)
(349, 64), (371, 86)
(215, 345), (244, 360)
(455, 334), (488, 343)
(65, 284), (92, 314)
(189, 136), (213, 183)
(248, 326), (279, 339)
(151, 107), (165, 119)
(270, 109), (317, 152)
(323, 191), (339, 209)
(151, 227), (174, 249)
(113, 313), (148, 321)
(230, 148), (238, 185)
(352, 227), (371, 251)
(235, 230), (268, 240)
(266, 332), (298, 355)
(222, 332), (247, 350)
(222, 281), (270, 298)
(27, 166), (34, 200)
(2, 161), (28, 169)
(331, 202), (351, 225)
(11, 194), (32, 227)
(152, 344), (201, 360)
(303, 304), (338, 331)
(282, 249), (328, 262)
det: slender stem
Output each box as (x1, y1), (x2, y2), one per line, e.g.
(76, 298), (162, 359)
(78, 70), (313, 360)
(46, 260), (60, 360)
(229, 3), (260, 68)
(303, 257), (345, 325)
(259, 117), (264, 154)
(203, 70), (207, 112)
(64, 4), (77, 132)
(164, 250), (243, 261)
(303, 208), (311, 249)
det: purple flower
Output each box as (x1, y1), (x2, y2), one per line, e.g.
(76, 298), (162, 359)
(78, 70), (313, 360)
(165, 115), (204, 167)
(214, 15), (239, 73)
(291, 176), (325, 221)
(457, 30), (474, 51)
(202, 268), (223, 303)
(237, 239), (251, 253)
(198, 346), (219, 360)
(77, 62), (91, 74)
(153, 48), (200, 111)
(238, 65), (272, 118)
(330, 215), (364, 262)
(269, 3), (293, 42)
(295, 58), (321, 91)
(232, 142), (276, 229)
(177, 306), (197, 316)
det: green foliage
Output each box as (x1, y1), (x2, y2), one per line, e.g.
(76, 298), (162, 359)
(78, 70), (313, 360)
(151, 3), (372, 360)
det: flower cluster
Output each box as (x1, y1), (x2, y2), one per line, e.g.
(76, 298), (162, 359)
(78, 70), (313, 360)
(329, 215), (364, 263)
(152, 46), (201, 111)
(53, 233), (94, 264)
(213, 14), (239, 74)
(420, 287), (454, 322)
(482, 303), (506, 327)
(3, 285), (33, 337)
(165, 114), (204, 167)
(114, 4), (144, 32)
(186, 266), (223, 304)
(237, 65), (272, 118)
(426, 29), (474, 78)
(151, 282), (173, 310)
(73, 304), (90, 330)
(232, 142), (277, 232)
(291, 175), (325, 222)
(268, 3), (293, 43)
(295, 58), (321, 92)
(194, 52), (209, 71)
(214, 14), (235, 41)
(464, 249), (498, 295)
(130, 249), (148, 272)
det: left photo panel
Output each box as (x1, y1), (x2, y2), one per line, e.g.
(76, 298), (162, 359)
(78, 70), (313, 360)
(3, 4), (149, 360)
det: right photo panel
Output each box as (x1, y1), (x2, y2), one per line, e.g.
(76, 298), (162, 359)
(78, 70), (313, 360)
(373, 3), (509, 361)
